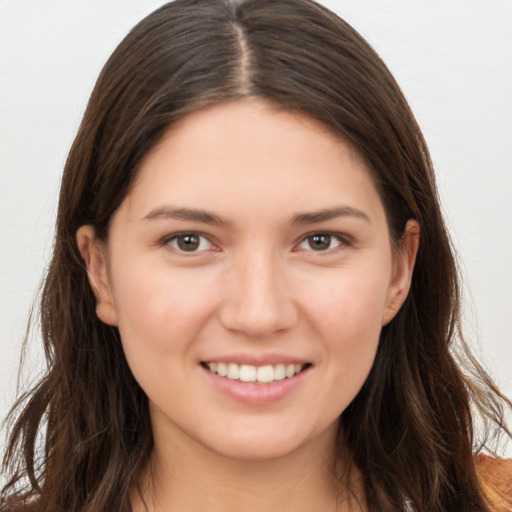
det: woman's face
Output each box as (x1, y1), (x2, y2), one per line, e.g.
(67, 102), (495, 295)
(78, 100), (417, 461)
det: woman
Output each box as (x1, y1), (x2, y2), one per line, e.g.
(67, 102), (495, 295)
(1, 0), (511, 511)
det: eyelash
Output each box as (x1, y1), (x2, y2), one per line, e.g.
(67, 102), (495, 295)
(161, 231), (351, 255)
(162, 232), (216, 254)
(295, 232), (350, 255)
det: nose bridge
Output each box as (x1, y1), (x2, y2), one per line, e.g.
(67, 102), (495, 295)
(219, 246), (297, 337)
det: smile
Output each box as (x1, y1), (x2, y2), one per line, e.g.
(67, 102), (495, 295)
(204, 362), (307, 384)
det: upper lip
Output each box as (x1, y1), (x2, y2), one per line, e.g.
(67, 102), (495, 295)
(201, 354), (311, 366)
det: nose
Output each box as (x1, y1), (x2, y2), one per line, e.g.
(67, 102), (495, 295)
(218, 250), (298, 339)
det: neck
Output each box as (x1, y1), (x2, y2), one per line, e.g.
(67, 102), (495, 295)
(132, 421), (364, 512)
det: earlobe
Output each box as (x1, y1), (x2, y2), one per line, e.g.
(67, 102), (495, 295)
(382, 220), (420, 326)
(76, 225), (118, 326)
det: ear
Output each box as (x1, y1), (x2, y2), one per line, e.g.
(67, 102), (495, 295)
(382, 220), (420, 326)
(76, 225), (118, 326)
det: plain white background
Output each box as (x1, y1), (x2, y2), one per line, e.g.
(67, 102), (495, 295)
(1, 0), (511, 455)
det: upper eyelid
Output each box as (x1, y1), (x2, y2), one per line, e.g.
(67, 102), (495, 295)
(162, 231), (211, 242)
(296, 231), (352, 245)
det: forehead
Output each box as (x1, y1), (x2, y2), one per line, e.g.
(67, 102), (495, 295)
(120, 99), (386, 225)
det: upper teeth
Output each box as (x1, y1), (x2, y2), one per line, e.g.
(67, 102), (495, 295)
(207, 362), (304, 383)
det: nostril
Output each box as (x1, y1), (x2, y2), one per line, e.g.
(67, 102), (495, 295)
(218, 294), (299, 338)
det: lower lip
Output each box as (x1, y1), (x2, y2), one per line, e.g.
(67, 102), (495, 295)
(200, 365), (310, 405)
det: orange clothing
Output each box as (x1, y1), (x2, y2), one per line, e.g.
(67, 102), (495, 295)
(476, 453), (512, 512)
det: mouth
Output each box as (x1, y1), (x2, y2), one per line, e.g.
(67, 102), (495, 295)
(201, 361), (311, 384)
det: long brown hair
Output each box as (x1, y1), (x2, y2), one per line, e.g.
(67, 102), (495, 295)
(2, 1), (510, 511)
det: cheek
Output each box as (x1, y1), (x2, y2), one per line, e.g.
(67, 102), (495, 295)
(109, 265), (223, 407)
(110, 263), (220, 356)
(306, 265), (391, 338)
(302, 266), (391, 393)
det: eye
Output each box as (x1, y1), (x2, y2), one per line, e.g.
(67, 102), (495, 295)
(166, 233), (214, 253)
(297, 233), (345, 252)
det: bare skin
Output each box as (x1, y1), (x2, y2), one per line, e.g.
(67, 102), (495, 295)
(130, 418), (362, 512)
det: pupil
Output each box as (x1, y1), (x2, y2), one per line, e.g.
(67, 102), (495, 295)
(309, 234), (330, 250)
(178, 234), (200, 251)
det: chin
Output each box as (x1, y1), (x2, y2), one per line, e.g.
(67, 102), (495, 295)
(194, 419), (339, 463)
(213, 438), (300, 462)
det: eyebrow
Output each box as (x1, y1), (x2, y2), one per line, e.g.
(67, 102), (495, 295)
(292, 206), (371, 224)
(143, 206), (227, 226)
(142, 205), (371, 226)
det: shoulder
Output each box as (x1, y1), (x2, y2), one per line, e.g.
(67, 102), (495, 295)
(475, 453), (512, 512)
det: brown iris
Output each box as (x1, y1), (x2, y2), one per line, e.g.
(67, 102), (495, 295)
(307, 234), (331, 251)
(176, 234), (201, 251)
